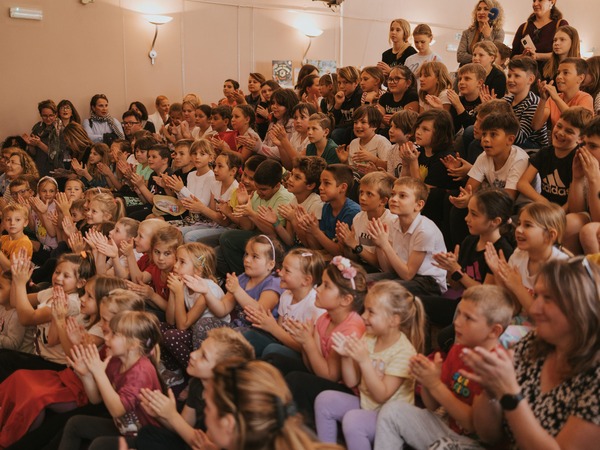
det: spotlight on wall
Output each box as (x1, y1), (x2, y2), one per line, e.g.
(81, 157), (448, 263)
(144, 15), (173, 65)
(302, 28), (323, 63)
(9, 7), (43, 20)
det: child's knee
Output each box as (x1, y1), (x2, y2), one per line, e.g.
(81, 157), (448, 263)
(580, 222), (600, 253)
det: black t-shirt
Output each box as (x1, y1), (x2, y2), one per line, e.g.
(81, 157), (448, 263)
(529, 145), (576, 206)
(451, 97), (481, 133)
(377, 90), (419, 115)
(186, 377), (206, 430)
(147, 168), (173, 197)
(485, 66), (507, 99)
(381, 46), (418, 68)
(459, 234), (514, 283)
(419, 148), (459, 190)
(332, 87), (363, 129)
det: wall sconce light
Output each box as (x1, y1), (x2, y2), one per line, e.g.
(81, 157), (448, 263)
(9, 7), (43, 20)
(302, 28), (323, 63)
(144, 14), (173, 65)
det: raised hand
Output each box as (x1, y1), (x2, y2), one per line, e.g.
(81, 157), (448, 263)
(225, 272), (241, 295)
(257, 205), (278, 225)
(81, 344), (111, 377)
(282, 318), (314, 345)
(367, 217), (389, 247)
(448, 184), (473, 209)
(335, 144), (349, 164)
(67, 344), (91, 377)
(409, 353), (443, 388)
(237, 183), (249, 205)
(139, 388), (178, 420)
(10, 248), (33, 285)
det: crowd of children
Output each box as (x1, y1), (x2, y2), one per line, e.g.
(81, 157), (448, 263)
(1, 8), (600, 450)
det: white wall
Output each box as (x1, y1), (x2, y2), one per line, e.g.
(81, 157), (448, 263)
(0, 0), (596, 137)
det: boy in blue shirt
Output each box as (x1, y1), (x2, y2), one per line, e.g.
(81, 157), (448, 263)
(297, 164), (360, 257)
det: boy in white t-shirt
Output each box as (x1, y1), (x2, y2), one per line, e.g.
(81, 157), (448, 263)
(338, 105), (391, 172)
(451, 112), (528, 207)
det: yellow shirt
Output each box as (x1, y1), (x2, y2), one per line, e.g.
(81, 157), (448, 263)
(1, 234), (33, 259)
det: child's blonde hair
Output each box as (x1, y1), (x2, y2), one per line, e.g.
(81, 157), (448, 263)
(519, 202), (566, 246)
(89, 192), (125, 222)
(473, 40), (498, 61)
(207, 327), (255, 362)
(151, 226), (183, 252)
(394, 177), (430, 203)
(461, 285), (514, 330)
(284, 249), (326, 286)
(100, 288), (146, 315)
(65, 178), (85, 193)
(360, 66), (385, 90)
(389, 18), (411, 44)
(37, 176), (59, 195)
(3, 203), (29, 221)
(360, 172), (396, 201)
(368, 280), (426, 353)
(178, 243), (217, 282)
(418, 62), (452, 101)
(190, 138), (216, 159)
(246, 235), (284, 272)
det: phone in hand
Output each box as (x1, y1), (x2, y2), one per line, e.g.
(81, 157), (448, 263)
(521, 34), (536, 51)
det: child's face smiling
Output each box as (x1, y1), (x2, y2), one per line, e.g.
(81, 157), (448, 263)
(52, 261), (82, 294)
(279, 255), (306, 291)
(86, 200), (110, 225)
(555, 62), (584, 93)
(515, 209), (552, 252)
(506, 68), (534, 95)
(39, 182), (57, 203)
(551, 118), (580, 151)
(353, 117), (376, 140)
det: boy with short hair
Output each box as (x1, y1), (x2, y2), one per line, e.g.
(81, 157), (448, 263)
(339, 105), (391, 171)
(368, 177), (447, 295)
(454, 112), (528, 204)
(533, 57), (594, 132)
(0, 204), (33, 271)
(305, 113), (340, 165)
(298, 164), (360, 257)
(337, 171), (396, 271)
(503, 56), (548, 149)
(375, 285), (514, 450)
(209, 105), (236, 151)
(261, 156), (326, 248)
(219, 159), (294, 274)
(518, 106), (593, 207)
(448, 63), (485, 133)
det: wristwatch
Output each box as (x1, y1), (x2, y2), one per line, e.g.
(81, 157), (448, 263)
(450, 270), (463, 282)
(499, 392), (524, 411)
(352, 244), (363, 255)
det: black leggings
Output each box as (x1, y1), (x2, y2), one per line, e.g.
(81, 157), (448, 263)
(0, 350), (65, 383)
(59, 415), (135, 450)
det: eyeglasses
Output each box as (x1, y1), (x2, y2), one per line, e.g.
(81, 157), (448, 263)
(41, 114), (56, 119)
(10, 189), (29, 196)
(388, 77), (406, 84)
(121, 121), (140, 127)
(59, 105), (72, 111)
(7, 160), (22, 166)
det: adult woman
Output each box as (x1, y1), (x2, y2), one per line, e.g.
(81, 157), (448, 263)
(47, 100), (82, 172)
(83, 94), (124, 144)
(63, 122), (94, 164)
(457, 1), (505, 66)
(2, 148), (39, 202)
(147, 95), (170, 131)
(129, 101), (156, 133)
(511, 0), (568, 73)
(379, 19), (417, 75)
(205, 359), (339, 450)
(462, 258), (600, 449)
(22, 99), (58, 177)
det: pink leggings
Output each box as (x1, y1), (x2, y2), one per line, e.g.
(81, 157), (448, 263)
(314, 390), (377, 450)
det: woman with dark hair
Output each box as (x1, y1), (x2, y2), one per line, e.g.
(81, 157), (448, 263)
(462, 257), (600, 450)
(83, 94), (125, 145)
(511, 0), (568, 73)
(22, 99), (58, 176)
(129, 100), (156, 133)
